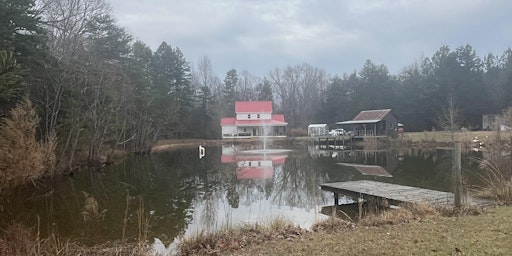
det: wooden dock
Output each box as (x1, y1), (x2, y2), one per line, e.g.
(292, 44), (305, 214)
(321, 180), (493, 207)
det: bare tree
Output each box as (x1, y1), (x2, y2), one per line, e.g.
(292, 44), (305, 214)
(37, 0), (111, 59)
(269, 63), (329, 129)
(237, 70), (259, 101)
(35, 0), (131, 165)
(193, 56), (220, 138)
(436, 96), (460, 142)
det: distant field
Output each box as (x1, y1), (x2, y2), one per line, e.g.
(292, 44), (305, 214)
(402, 130), (505, 143)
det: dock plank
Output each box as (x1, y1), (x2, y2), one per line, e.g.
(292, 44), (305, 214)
(320, 180), (490, 207)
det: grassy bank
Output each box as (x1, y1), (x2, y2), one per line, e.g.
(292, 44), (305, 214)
(178, 205), (512, 256)
(152, 130), (503, 152)
(402, 130), (500, 144)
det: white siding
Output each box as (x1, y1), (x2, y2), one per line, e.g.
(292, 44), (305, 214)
(222, 126), (237, 137)
(236, 113), (271, 120)
(237, 160), (272, 167)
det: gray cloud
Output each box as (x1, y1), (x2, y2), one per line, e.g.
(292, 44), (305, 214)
(109, 0), (512, 77)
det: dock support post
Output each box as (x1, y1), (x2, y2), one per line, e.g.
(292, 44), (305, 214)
(358, 193), (363, 221)
(454, 141), (462, 207)
(334, 193), (339, 206)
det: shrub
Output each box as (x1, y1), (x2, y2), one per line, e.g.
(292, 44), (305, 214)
(0, 98), (56, 191)
(289, 128), (307, 137)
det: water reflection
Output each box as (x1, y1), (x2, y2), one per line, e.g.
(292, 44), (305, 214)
(184, 145), (329, 238)
(0, 143), (487, 248)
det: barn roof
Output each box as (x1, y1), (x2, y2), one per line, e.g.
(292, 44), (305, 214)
(336, 109), (392, 125)
(353, 109), (392, 121)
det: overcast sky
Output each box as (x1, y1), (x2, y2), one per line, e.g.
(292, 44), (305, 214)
(108, 0), (512, 78)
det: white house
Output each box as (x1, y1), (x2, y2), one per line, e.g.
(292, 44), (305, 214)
(220, 101), (288, 138)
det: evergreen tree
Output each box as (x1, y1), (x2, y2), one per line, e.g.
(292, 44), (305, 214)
(223, 69), (238, 115)
(151, 42), (193, 138)
(0, 0), (45, 115)
(0, 0), (45, 63)
(0, 51), (22, 116)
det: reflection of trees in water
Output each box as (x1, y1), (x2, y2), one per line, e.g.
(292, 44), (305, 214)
(391, 148), (456, 191)
(21, 148), (208, 246)
(236, 178), (273, 207)
(224, 163), (240, 209)
(271, 152), (328, 209)
(196, 165), (221, 233)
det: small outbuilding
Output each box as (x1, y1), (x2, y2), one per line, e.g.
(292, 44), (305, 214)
(308, 124), (328, 136)
(336, 109), (398, 137)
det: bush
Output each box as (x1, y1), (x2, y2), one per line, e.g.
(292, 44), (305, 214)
(289, 128), (307, 137)
(0, 98), (56, 191)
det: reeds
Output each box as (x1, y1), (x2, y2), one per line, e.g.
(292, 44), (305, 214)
(0, 223), (149, 256)
(473, 157), (512, 204)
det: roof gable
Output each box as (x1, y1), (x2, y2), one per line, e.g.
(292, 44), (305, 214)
(353, 109), (392, 122)
(235, 101), (272, 113)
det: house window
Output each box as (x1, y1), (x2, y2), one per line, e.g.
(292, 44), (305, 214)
(248, 114), (251, 119)
(248, 162), (252, 167)
(257, 114), (260, 119)
(258, 162), (261, 167)
(389, 122), (394, 129)
(243, 129), (246, 132)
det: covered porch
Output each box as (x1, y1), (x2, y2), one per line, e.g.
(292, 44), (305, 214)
(337, 120), (389, 137)
(236, 125), (287, 137)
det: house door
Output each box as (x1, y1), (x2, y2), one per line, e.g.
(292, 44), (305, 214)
(253, 128), (256, 136)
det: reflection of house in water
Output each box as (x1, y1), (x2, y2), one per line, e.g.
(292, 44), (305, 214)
(221, 146), (288, 179)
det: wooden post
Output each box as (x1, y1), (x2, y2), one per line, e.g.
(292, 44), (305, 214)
(358, 193), (363, 221)
(454, 141), (462, 207)
(334, 193), (339, 207)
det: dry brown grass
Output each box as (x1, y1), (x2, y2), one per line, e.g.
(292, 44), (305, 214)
(0, 98), (56, 191)
(473, 157), (512, 205)
(360, 203), (437, 226)
(224, 206), (512, 256)
(177, 218), (306, 256)
(310, 217), (356, 233)
(0, 223), (148, 256)
(404, 130), (497, 144)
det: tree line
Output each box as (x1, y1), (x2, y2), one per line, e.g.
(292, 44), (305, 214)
(2, 0), (512, 174)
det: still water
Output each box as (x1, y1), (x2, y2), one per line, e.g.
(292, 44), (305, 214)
(0, 143), (484, 247)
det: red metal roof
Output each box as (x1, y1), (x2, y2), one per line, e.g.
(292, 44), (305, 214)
(221, 117), (236, 126)
(272, 114), (285, 122)
(220, 117), (287, 127)
(352, 109), (392, 122)
(221, 154), (236, 163)
(235, 101), (273, 113)
(234, 119), (287, 126)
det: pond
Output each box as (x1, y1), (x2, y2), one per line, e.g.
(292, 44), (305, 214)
(0, 141), (485, 249)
